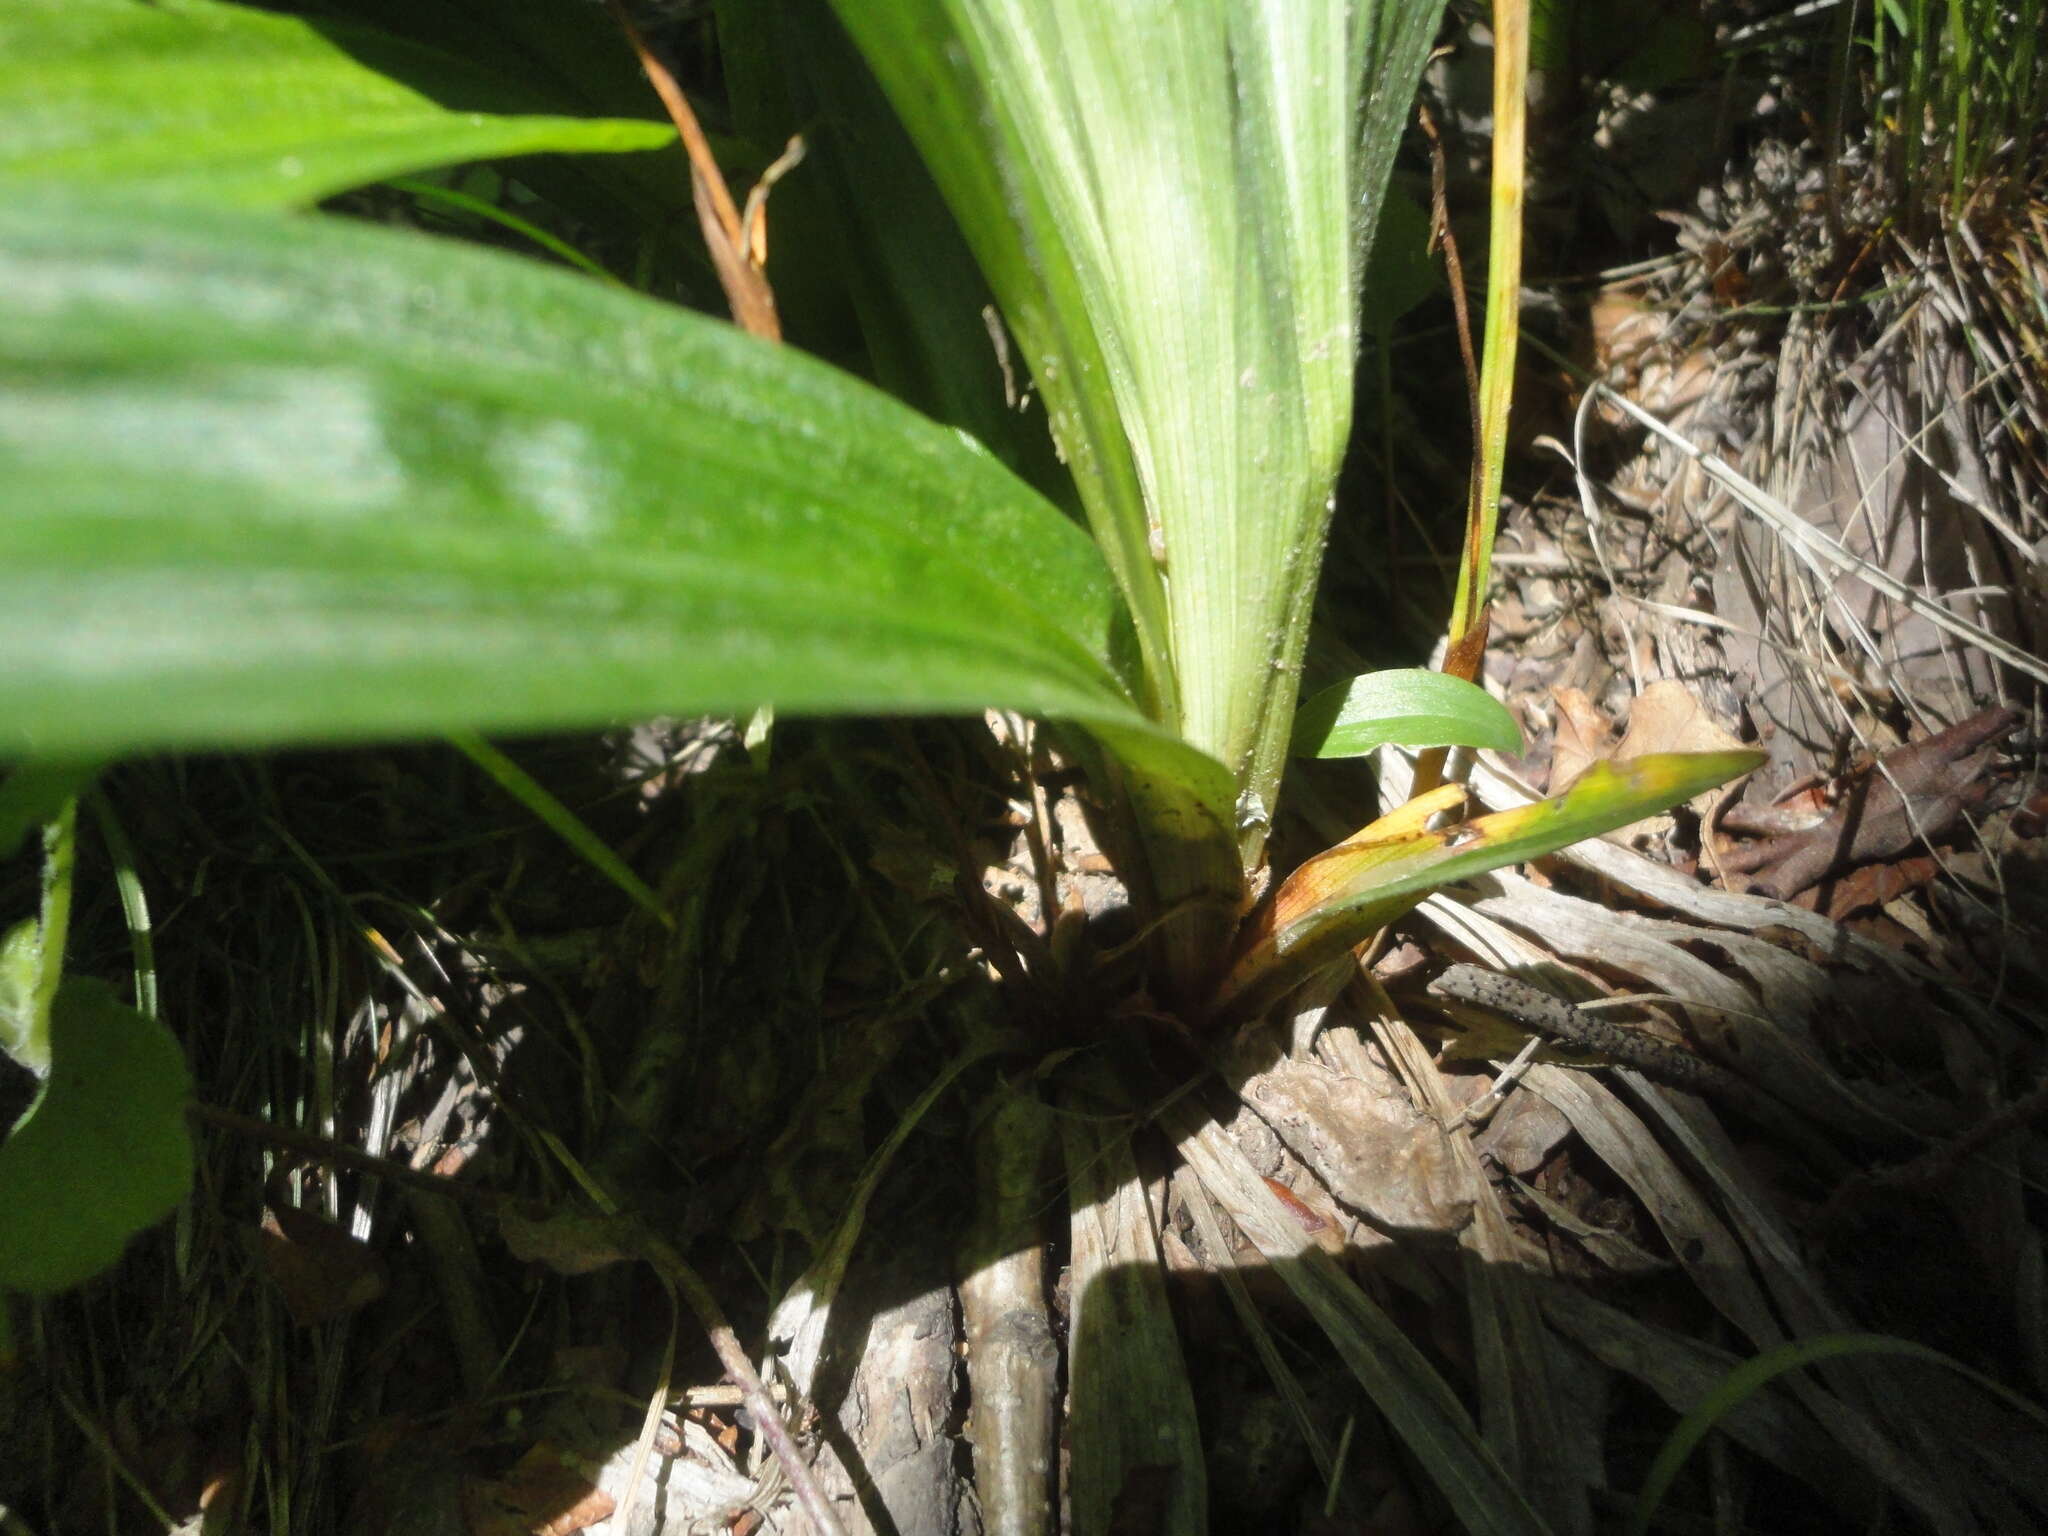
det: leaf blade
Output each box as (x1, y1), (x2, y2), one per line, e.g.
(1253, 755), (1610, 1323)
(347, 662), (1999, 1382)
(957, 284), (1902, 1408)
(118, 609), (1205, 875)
(0, 193), (1207, 779)
(1293, 668), (1524, 759)
(0, 978), (194, 1294)
(828, 0), (1449, 823)
(1220, 751), (1764, 1016)
(0, 0), (675, 210)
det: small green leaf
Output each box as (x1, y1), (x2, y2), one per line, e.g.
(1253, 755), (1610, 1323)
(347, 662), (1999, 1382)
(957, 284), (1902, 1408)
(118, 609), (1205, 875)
(1292, 668), (1522, 759)
(1220, 750), (1763, 1018)
(0, 0), (676, 211)
(0, 978), (194, 1294)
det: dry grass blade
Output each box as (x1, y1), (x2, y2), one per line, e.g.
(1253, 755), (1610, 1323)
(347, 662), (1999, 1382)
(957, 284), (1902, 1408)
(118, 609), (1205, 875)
(1592, 381), (2048, 688)
(1353, 978), (1594, 1533)
(1171, 1164), (1340, 1486)
(1164, 1099), (1552, 1536)
(606, 0), (782, 340)
(1535, 1283), (1878, 1518)
(1516, 1067), (1976, 1529)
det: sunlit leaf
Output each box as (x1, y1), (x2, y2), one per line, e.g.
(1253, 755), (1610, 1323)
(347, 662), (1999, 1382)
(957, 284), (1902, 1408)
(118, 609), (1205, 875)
(0, 193), (1226, 812)
(1292, 668), (1523, 759)
(0, 978), (194, 1294)
(1218, 751), (1763, 1017)
(0, 0), (675, 210)
(826, 0), (1448, 845)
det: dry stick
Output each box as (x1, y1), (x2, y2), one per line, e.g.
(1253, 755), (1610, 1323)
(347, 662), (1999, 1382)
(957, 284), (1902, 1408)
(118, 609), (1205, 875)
(606, 0), (781, 341)
(1818, 1070), (2048, 1228)
(1425, 965), (1748, 1099)
(1424, 966), (1842, 1165)
(628, 1226), (849, 1536)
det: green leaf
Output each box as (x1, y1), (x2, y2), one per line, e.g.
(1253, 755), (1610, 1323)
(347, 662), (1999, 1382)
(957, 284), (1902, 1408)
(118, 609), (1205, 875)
(0, 0), (676, 210)
(0, 759), (101, 862)
(0, 978), (194, 1294)
(1360, 184), (1442, 338)
(826, 0), (1449, 843)
(1219, 751), (1764, 1018)
(1292, 668), (1523, 759)
(0, 192), (1228, 799)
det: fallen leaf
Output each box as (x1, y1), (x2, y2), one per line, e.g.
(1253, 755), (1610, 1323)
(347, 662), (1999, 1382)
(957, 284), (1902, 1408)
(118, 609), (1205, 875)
(1613, 679), (1748, 816)
(254, 1204), (387, 1326)
(1615, 679), (1744, 761)
(1548, 686), (1616, 791)
(462, 1443), (615, 1536)
(1726, 706), (2021, 901)
(498, 1203), (636, 1276)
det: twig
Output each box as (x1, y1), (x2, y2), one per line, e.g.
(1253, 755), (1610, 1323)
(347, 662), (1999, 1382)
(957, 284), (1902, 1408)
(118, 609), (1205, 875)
(1818, 1071), (2048, 1228)
(189, 1102), (510, 1209)
(1425, 965), (1746, 1099)
(606, 0), (783, 341)
(627, 1225), (849, 1536)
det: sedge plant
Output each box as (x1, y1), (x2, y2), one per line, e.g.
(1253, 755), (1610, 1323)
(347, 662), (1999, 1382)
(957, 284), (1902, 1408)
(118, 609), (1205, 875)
(0, 2), (1757, 1526)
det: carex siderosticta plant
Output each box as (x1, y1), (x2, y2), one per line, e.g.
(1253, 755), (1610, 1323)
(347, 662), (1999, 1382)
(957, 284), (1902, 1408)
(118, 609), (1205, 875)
(0, 4), (1753, 1524)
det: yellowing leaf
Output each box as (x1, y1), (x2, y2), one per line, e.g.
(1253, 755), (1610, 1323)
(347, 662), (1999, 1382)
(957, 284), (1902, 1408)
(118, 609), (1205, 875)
(1218, 750), (1763, 1020)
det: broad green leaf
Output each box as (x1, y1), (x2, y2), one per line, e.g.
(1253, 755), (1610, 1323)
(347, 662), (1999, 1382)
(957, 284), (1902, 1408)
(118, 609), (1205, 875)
(0, 192), (1222, 827)
(1292, 668), (1523, 759)
(1218, 751), (1763, 1018)
(0, 0), (676, 210)
(0, 978), (194, 1294)
(826, 0), (1449, 848)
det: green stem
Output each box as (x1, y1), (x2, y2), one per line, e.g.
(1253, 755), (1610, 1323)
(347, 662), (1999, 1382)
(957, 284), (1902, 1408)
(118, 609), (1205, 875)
(1445, 0), (1528, 646)
(32, 798), (78, 1053)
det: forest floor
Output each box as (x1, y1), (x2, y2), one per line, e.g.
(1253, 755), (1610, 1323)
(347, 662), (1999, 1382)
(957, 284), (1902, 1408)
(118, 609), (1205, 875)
(3, 4), (2045, 1534)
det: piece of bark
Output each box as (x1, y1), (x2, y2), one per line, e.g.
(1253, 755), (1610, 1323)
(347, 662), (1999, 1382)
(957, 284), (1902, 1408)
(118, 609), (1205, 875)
(958, 1093), (1058, 1536)
(805, 1226), (978, 1536)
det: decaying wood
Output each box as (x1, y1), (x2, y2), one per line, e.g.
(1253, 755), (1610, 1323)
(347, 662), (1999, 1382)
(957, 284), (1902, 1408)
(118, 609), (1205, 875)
(957, 1091), (1059, 1536)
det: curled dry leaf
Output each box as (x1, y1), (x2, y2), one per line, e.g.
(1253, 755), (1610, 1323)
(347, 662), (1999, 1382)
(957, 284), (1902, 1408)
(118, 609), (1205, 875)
(1724, 706), (2021, 901)
(253, 1204), (388, 1326)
